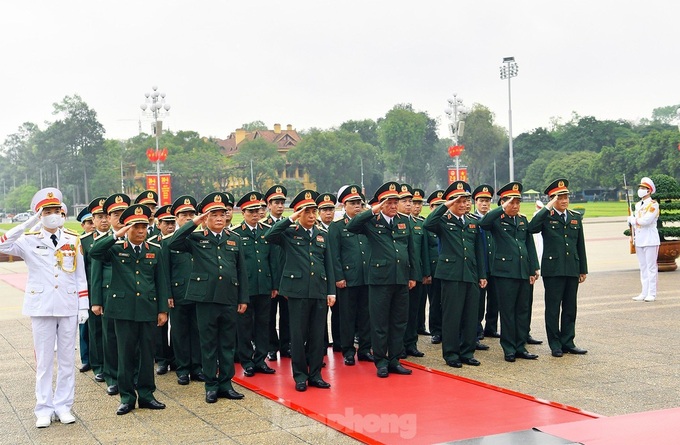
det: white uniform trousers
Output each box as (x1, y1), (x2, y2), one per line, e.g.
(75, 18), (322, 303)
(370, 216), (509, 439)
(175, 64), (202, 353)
(635, 245), (659, 298)
(31, 315), (78, 418)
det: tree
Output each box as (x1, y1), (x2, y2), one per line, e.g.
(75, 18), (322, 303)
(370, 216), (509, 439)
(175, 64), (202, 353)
(340, 119), (380, 147)
(4, 184), (38, 214)
(240, 121), (268, 131)
(543, 151), (599, 191)
(512, 127), (557, 182)
(458, 104), (507, 185)
(650, 105), (680, 125)
(231, 138), (285, 195)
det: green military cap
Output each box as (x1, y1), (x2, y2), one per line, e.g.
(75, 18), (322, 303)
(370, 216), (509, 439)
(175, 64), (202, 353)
(373, 181), (400, 202)
(472, 184), (494, 200)
(398, 183), (413, 199)
(134, 190), (158, 206)
(171, 195), (197, 215)
(264, 184), (287, 202)
(103, 194), (131, 214)
(544, 178), (570, 197)
(368, 195), (379, 206)
(237, 192), (264, 210)
(497, 181), (523, 204)
(120, 204), (151, 226)
(224, 192), (235, 207)
(338, 184), (362, 204)
(315, 193), (337, 209)
(198, 192), (230, 213)
(290, 190), (319, 211)
(444, 181), (471, 200)
(154, 205), (175, 221)
(77, 208), (93, 223)
(412, 188), (425, 202)
(88, 196), (108, 215)
(427, 190), (445, 205)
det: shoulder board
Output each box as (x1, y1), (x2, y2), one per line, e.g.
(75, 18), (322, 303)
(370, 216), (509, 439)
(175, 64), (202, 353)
(317, 226), (328, 233)
(64, 228), (79, 236)
(651, 199), (657, 204)
(259, 221), (271, 228)
(414, 215), (425, 221)
(25, 231), (40, 236)
(80, 231), (95, 240)
(397, 212), (409, 217)
(519, 213), (526, 218)
(147, 241), (161, 248)
(567, 209), (580, 216)
(162, 233), (174, 240)
(259, 217), (271, 224)
(115, 239), (126, 244)
(467, 213), (480, 220)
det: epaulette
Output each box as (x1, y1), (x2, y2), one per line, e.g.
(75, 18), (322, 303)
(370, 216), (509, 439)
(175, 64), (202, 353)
(317, 226), (329, 233)
(147, 240), (161, 248)
(80, 231), (95, 240)
(519, 213), (527, 218)
(467, 213), (480, 220)
(162, 232), (174, 240)
(414, 215), (425, 221)
(25, 231), (40, 236)
(64, 228), (79, 236)
(259, 221), (271, 228)
(115, 239), (125, 244)
(397, 212), (409, 217)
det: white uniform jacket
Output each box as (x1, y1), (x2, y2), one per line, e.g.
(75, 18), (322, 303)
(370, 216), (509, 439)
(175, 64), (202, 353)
(631, 198), (660, 247)
(0, 227), (88, 317)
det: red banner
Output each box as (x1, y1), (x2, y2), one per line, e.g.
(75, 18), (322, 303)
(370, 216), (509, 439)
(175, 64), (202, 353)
(146, 174), (172, 205)
(448, 167), (468, 184)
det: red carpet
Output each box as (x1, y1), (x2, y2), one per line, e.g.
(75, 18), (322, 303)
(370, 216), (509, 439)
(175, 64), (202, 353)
(234, 352), (598, 444)
(0, 272), (28, 291)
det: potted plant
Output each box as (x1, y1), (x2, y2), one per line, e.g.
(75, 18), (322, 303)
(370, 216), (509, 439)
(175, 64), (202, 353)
(625, 174), (680, 271)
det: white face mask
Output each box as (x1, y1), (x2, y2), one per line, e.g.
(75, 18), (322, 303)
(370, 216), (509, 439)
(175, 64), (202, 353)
(637, 188), (649, 199)
(42, 213), (65, 229)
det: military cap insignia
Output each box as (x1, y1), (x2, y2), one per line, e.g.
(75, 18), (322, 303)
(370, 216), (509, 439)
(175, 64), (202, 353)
(558, 180), (565, 187)
(414, 191), (421, 197)
(389, 183), (396, 191)
(135, 207), (143, 215)
(147, 192), (154, 199)
(276, 187), (282, 193)
(305, 191), (312, 199)
(512, 184), (519, 191)
(483, 187), (489, 192)
(457, 183), (463, 190)
(324, 195), (331, 202)
(99, 199), (105, 206)
(184, 198), (191, 205)
(214, 194), (222, 202)
(250, 194), (257, 201)
(401, 185), (408, 192)
(47, 192), (54, 198)
(115, 195), (123, 203)
(437, 191), (443, 198)
(351, 186), (357, 193)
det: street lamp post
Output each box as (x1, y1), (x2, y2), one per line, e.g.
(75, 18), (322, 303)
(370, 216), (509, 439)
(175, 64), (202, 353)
(140, 86), (171, 197)
(444, 94), (468, 180)
(500, 56), (518, 181)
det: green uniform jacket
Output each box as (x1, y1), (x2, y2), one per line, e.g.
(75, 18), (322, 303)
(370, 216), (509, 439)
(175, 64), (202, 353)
(423, 205), (486, 283)
(231, 222), (275, 296)
(528, 207), (588, 277)
(89, 235), (170, 321)
(262, 215), (285, 291)
(479, 206), (539, 280)
(346, 210), (417, 285)
(88, 231), (114, 311)
(158, 233), (194, 305)
(169, 222), (249, 306)
(408, 214), (431, 280)
(328, 215), (370, 287)
(264, 218), (335, 299)
(425, 225), (440, 277)
(80, 231), (105, 296)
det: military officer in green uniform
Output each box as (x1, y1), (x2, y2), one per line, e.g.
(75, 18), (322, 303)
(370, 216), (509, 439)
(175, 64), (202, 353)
(397, 184), (428, 358)
(316, 192), (341, 352)
(424, 181), (487, 367)
(412, 188), (430, 336)
(90, 204), (170, 415)
(265, 190), (336, 391)
(346, 182), (417, 378)
(90, 194), (131, 395)
(135, 190), (159, 238)
(263, 185), (291, 360)
(479, 182), (540, 362)
(472, 185), (498, 348)
(424, 190), (445, 345)
(528, 179), (588, 357)
(152, 205), (176, 375)
(233, 192), (277, 377)
(76, 208), (94, 373)
(164, 195), (205, 385)
(328, 185), (373, 366)
(169, 192), (249, 403)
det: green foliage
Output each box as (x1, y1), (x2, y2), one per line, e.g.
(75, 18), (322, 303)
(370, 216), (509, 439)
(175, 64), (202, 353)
(459, 104), (507, 185)
(4, 184), (38, 213)
(240, 121), (268, 131)
(231, 138), (285, 196)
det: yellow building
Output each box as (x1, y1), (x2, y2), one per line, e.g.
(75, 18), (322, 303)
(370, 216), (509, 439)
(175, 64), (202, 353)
(216, 123), (315, 190)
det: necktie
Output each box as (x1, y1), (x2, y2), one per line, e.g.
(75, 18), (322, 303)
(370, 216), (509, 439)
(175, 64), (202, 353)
(50, 234), (58, 247)
(252, 228), (257, 237)
(563, 212), (568, 224)
(308, 229), (313, 238)
(134, 245), (141, 255)
(459, 216), (465, 225)
(216, 233), (221, 242)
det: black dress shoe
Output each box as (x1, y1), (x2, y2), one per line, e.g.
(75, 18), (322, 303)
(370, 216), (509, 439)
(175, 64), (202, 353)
(266, 351), (277, 361)
(205, 391), (218, 403)
(388, 364), (412, 375)
(357, 353), (374, 362)
(516, 351), (538, 360)
(218, 389), (244, 399)
(295, 382), (307, 391)
(139, 399), (166, 409)
(94, 373), (105, 382)
(254, 363), (275, 374)
(406, 348), (425, 357)
(563, 346), (587, 354)
(461, 357), (481, 366)
(344, 356), (355, 366)
(280, 349), (292, 358)
(377, 367), (389, 378)
(116, 403), (133, 415)
(504, 354), (516, 362)
(526, 336), (543, 345)
(397, 351), (407, 359)
(178, 375), (190, 385)
(484, 330), (501, 338)
(106, 385), (119, 396)
(332, 345), (343, 352)
(417, 329), (431, 336)
(551, 350), (564, 357)
(431, 335), (442, 344)
(243, 366), (255, 377)
(156, 364), (169, 375)
(308, 379), (331, 389)
(446, 359), (462, 368)
(191, 372), (206, 382)
(79, 363), (91, 373)
(475, 342), (490, 351)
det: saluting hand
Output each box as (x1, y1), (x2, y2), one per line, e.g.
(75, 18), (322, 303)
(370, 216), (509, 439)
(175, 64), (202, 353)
(546, 195), (559, 211)
(290, 208), (304, 222)
(371, 199), (385, 215)
(444, 195), (464, 209)
(192, 212), (209, 226)
(114, 224), (132, 239)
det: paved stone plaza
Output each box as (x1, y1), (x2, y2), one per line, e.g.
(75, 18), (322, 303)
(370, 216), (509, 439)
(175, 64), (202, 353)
(0, 216), (677, 444)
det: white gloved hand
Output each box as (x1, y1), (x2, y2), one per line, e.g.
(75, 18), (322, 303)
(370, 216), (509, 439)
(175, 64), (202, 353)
(78, 309), (89, 325)
(23, 209), (42, 230)
(627, 215), (636, 225)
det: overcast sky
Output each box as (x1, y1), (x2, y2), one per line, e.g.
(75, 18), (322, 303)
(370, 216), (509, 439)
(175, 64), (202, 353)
(1, 1), (678, 146)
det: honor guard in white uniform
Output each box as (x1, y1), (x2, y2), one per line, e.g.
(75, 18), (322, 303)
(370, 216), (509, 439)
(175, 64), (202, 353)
(0, 188), (89, 428)
(628, 177), (661, 302)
